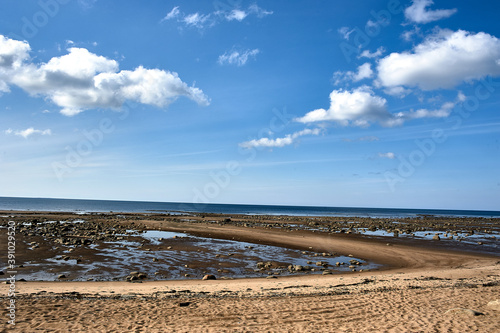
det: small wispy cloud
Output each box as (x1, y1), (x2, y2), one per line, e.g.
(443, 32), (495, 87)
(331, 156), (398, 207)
(342, 136), (380, 142)
(239, 128), (321, 149)
(359, 47), (385, 59)
(218, 49), (260, 66)
(378, 152), (395, 159)
(332, 63), (373, 85)
(5, 127), (52, 139)
(405, 0), (457, 24)
(161, 4), (272, 30)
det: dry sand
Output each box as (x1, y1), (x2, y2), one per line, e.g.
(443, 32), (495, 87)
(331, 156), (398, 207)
(1, 213), (499, 332)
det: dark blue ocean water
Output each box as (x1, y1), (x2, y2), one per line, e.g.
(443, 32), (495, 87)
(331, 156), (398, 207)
(0, 197), (499, 218)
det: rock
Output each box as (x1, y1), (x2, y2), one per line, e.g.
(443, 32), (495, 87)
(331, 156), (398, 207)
(179, 302), (191, 307)
(322, 271), (332, 275)
(266, 275), (277, 279)
(487, 300), (500, 310)
(294, 265), (304, 271)
(202, 275), (216, 280)
(432, 234), (441, 241)
(445, 308), (484, 316)
(58, 274), (66, 279)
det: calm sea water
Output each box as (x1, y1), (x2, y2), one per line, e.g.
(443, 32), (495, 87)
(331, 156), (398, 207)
(0, 197), (499, 218)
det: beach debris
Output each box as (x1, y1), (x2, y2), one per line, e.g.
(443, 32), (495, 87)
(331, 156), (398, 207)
(444, 308), (484, 316)
(202, 274), (217, 280)
(486, 300), (500, 310)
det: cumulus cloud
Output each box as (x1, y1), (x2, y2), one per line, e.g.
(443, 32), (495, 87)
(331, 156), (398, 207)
(378, 152), (395, 159)
(161, 4), (272, 29)
(5, 127), (51, 139)
(377, 30), (500, 90)
(218, 49), (259, 66)
(405, 0), (457, 24)
(0, 35), (209, 116)
(295, 86), (393, 127)
(239, 128), (321, 149)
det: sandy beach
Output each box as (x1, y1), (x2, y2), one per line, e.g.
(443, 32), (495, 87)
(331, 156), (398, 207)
(1, 211), (499, 332)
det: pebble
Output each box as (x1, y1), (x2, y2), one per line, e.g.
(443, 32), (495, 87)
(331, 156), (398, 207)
(486, 300), (500, 311)
(202, 275), (217, 280)
(444, 308), (484, 316)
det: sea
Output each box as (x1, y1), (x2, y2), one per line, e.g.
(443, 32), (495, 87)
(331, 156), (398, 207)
(0, 197), (499, 218)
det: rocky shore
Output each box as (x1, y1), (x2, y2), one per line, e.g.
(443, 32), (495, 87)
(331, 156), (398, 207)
(1, 210), (499, 332)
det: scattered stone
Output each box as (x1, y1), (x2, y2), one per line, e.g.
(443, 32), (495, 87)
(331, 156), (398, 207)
(444, 308), (484, 316)
(432, 234), (441, 241)
(202, 275), (216, 280)
(58, 274), (66, 279)
(486, 300), (500, 311)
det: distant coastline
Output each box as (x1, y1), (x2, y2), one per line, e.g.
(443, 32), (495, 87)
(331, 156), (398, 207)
(0, 196), (499, 218)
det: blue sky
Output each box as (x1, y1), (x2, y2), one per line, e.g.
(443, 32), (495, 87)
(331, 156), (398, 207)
(0, 0), (499, 210)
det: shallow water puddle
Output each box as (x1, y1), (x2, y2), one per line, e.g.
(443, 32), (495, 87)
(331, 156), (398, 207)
(13, 228), (379, 281)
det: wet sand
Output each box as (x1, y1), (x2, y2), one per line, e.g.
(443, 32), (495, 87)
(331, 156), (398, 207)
(1, 211), (499, 332)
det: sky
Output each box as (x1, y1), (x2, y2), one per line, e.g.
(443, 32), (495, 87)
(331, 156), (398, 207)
(0, 0), (499, 211)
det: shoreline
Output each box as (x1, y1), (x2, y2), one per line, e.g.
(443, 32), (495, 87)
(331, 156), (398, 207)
(1, 211), (499, 331)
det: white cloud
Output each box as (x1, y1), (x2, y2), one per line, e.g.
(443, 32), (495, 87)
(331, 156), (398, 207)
(395, 101), (455, 121)
(332, 63), (373, 85)
(359, 47), (385, 59)
(247, 4), (273, 18)
(162, 6), (180, 21)
(338, 27), (355, 40)
(218, 49), (259, 66)
(405, 0), (457, 24)
(5, 127), (51, 139)
(353, 63), (373, 81)
(240, 128), (321, 149)
(0, 35), (31, 92)
(183, 12), (212, 28)
(0, 35), (210, 116)
(378, 152), (395, 159)
(226, 9), (247, 21)
(295, 86), (393, 127)
(342, 136), (380, 142)
(377, 29), (500, 90)
(162, 4), (272, 29)
(383, 86), (412, 97)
